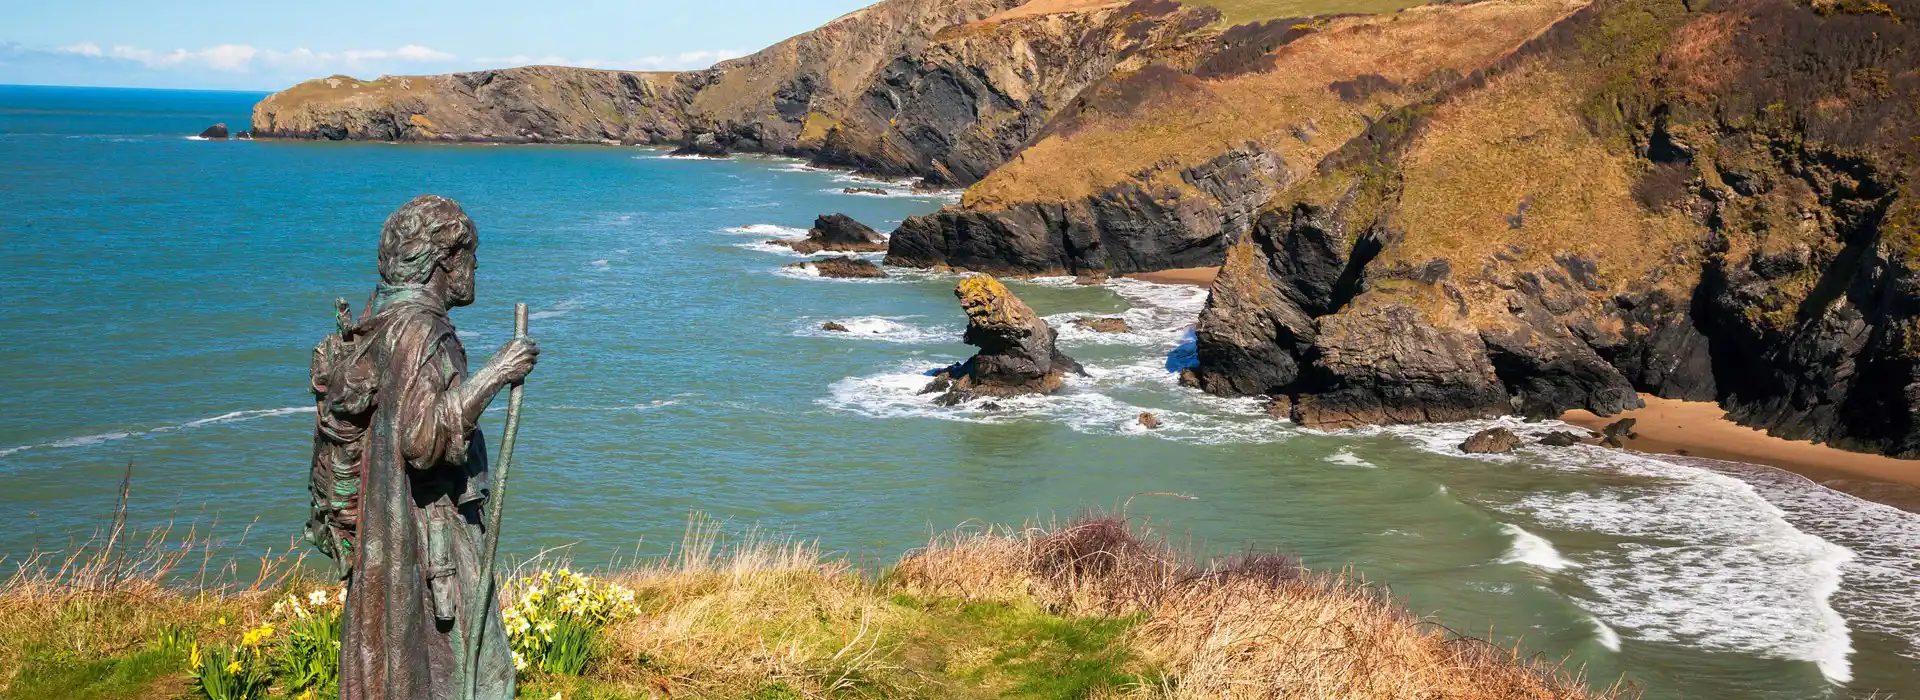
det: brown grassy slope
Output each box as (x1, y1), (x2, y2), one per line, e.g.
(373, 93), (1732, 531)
(252, 67), (686, 143)
(1, 511), (1631, 700)
(961, 0), (1592, 210)
(1186, 0), (1432, 26)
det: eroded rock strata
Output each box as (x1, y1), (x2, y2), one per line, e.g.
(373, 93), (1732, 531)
(926, 275), (1082, 403)
(1189, 0), (1920, 456)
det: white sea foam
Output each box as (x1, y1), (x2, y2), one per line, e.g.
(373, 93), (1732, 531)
(0, 406), (315, 460)
(1372, 420), (1861, 684)
(1324, 448), (1377, 468)
(591, 259), (610, 268)
(721, 223), (809, 237)
(1590, 615), (1623, 651)
(528, 298), (582, 321)
(794, 316), (957, 344)
(770, 262), (900, 284)
(1694, 459), (1920, 664)
(1497, 523), (1576, 571)
(819, 362), (1288, 445)
(180, 406), (314, 428)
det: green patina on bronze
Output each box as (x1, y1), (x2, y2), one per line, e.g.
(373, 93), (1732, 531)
(306, 195), (539, 700)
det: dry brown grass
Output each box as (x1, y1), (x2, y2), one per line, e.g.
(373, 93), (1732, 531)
(893, 513), (1632, 700)
(1385, 59), (1704, 324)
(0, 468), (305, 696)
(1, 499), (1630, 699)
(963, 0), (1590, 210)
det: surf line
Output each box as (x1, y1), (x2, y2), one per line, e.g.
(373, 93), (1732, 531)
(0, 406), (314, 459)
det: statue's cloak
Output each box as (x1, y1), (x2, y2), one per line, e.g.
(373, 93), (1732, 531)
(340, 286), (515, 700)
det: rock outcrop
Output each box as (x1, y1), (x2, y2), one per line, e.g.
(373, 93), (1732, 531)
(198, 123), (229, 139)
(1187, 0), (1920, 457)
(1072, 317), (1130, 333)
(789, 257), (887, 279)
(926, 275), (1082, 403)
(1461, 428), (1522, 454)
(670, 132), (730, 157)
(776, 214), (888, 254)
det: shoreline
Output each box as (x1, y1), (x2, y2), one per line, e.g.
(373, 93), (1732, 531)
(1562, 395), (1920, 512)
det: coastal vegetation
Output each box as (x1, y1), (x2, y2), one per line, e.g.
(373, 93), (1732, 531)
(0, 495), (1629, 699)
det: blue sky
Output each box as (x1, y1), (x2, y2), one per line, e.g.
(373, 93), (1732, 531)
(1, 0), (878, 90)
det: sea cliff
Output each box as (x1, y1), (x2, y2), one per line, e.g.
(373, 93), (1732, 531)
(254, 0), (1920, 451)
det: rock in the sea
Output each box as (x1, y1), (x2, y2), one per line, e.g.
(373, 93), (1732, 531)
(843, 187), (889, 195)
(925, 275), (1083, 404)
(1601, 418), (1638, 448)
(789, 257), (886, 279)
(670, 132), (729, 157)
(776, 214), (888, 254)
(198, 123), (229, 140)
(234, 130), (253, 140)
(1137, 412), (1161, 429)
(1071, 317), (1130, 333)
(1537, 431), (1587, 447)
(822, 321), (850, 332)
(1460, 427), (1522, 454)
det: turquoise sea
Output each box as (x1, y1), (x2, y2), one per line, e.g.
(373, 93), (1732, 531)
(2, 84), (1917, 698)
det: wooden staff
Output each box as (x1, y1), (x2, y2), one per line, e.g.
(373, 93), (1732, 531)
(464, 303), (527, 700)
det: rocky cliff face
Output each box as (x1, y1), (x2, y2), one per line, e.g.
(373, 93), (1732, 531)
(251, 67), (689, 144)
(1188, 0), (1920, 456)
(251, 0), (1187, 186)
(887, 0), (1591, 275)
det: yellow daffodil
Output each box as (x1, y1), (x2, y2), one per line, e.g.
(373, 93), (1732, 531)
(226, 661), (243, 674)
(189, 642), (202, 670)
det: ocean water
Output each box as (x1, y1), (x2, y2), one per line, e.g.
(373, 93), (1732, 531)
(2, 84), (1917, 699)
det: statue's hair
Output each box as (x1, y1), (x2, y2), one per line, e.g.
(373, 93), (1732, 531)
(377, 195), (477, 285)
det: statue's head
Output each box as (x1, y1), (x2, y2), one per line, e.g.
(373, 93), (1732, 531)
(378, 195), (478, 307)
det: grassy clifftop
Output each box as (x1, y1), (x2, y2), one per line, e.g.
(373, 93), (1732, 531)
(0, 513), (1627, 699)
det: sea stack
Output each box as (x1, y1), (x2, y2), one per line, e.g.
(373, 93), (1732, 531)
(925, 275), (1082, 404)
(773, 214), (887, 254)
(198, 123), (229, 140)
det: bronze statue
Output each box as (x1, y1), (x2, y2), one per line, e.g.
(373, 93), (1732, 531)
(308, 195), (538, 700)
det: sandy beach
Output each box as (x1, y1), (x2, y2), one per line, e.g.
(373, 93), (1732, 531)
(1126, 267), (1219, 287)
(1563, 395), (1920, 511)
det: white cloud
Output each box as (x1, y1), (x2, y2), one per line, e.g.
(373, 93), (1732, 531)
(51, 42), (459, 74)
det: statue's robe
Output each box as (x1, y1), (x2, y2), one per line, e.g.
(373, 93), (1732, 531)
(341, 286), (515, 700)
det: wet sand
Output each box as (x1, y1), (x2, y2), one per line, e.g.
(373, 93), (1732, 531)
(1125, 267), (1218, 287)
(1563, 395), (1920, 512)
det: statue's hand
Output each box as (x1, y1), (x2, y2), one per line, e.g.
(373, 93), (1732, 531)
(494, 336), (540, 385)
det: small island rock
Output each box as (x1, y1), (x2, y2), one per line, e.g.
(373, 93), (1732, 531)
(822, 321), (850, 332)
(789, 257), (886, 279)
(775, 214), (888, 254)
(1460, 427), (1521, 454)
(198, 123), (229, 140)
(924, 275), (1083, 404)
(1137, 412), (1161, 429)
(843, 187), (889, 195)
(1537, 431), (1587, 447)
(1071, 317), (1130, 333)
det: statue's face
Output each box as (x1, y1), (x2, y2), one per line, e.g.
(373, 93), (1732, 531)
(445, 245), (476, 307)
